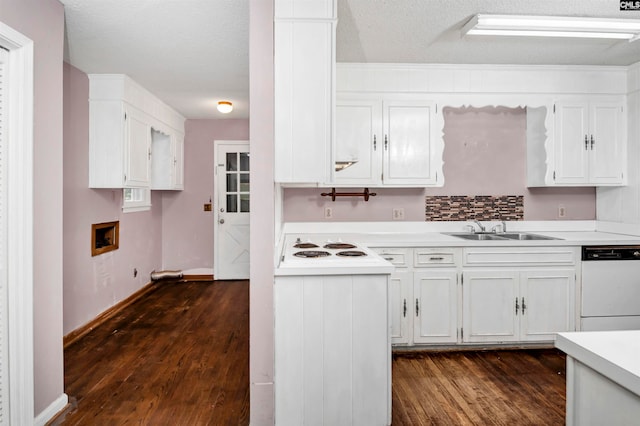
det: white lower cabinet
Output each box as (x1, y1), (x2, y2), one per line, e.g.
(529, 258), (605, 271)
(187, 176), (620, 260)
(462, 247), (577, 344)
(274, 274), (390, 425)
(374, 247), (460, 346)
(376, 245), (577, 348)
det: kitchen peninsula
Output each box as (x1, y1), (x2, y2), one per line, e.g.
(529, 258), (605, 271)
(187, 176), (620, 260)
(556, 331), (640, 425)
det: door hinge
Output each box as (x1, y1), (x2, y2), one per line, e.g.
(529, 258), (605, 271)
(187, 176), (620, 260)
(124, 174), (127, 182)
(124, 112), (127, 120)
(435, 171), (438, 182)
(461, 273), (463, 286)
(553, 171), (556, 180)
(461, 328), (464, 340)
(553, 104), (556, 114)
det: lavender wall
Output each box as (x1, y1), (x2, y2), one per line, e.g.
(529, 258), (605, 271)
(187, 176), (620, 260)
(283, 106), (596, 222)
(63, 62), (163, 334)
(161, 119), (249, 271)
(0, 0), (65, 416)
(249, 0), (276, 422)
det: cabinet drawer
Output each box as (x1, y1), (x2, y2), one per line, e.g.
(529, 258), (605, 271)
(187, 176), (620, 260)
(414, 248), (459, 267)
(372, 248), (411, 267)
(463, 247), (577, 266)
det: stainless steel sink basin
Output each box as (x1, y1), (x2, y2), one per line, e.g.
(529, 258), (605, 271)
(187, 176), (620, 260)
(498, 233), (560, 241)
(444, 232), (561, 241)
(445, 232), (509, 240)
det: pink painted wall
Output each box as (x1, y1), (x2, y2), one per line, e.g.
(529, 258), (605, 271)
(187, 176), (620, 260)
(0, 0), (66, 416)
(161, 119), (249, 270)
(63, 62), (163, 334)
(249, 0), (275, 423)
(283, 106), (596, 222)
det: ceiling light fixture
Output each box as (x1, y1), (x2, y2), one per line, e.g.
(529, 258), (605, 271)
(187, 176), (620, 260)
(462, 14), (640, 42)
(217, 101), (233, 113)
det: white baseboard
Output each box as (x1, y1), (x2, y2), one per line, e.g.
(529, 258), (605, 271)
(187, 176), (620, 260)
(34, 393), (68, 426)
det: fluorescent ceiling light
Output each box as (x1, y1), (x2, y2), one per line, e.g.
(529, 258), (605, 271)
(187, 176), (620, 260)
(462, 14), (640, 41)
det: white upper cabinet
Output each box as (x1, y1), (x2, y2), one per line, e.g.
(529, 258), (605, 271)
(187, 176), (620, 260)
(333, 97), (442, 187)
(274, 0), (336, 184)
(89, 74), (185, 189)
(552, 99), (626, 186)
(334, 99), (382, 185)
(151, 129), (184, 190)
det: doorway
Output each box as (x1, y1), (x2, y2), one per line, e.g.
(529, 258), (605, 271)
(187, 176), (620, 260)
(213, 140), (250, 280)
(0, 21), (36, 424)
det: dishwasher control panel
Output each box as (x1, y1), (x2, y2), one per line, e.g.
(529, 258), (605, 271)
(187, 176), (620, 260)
(582, 246), (640, 261)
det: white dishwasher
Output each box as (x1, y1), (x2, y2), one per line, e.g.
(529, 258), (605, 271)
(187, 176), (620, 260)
(581, 246), (640, 331)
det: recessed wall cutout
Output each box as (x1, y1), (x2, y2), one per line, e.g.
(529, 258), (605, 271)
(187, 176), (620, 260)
(91, 221), (119, 256)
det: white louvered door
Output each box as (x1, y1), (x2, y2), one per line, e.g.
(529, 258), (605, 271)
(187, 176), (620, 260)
(0, 45), (9, 425)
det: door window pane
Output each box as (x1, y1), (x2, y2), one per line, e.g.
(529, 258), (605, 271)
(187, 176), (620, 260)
(226, 173), (237, 192)
(240, 194), (250, 212)
(240, 173), (250, 192)
(240, 152), (250, 171)
(227, 194), (238, 213)
(226, 153), (238, 171)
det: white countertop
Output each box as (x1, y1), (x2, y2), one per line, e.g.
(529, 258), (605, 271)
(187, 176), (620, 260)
(556, 331), (640, 397)
(275, 221), (640, 275)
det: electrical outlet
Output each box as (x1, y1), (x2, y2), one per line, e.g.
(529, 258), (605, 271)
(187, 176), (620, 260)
(204, 203), (212, 211)
(558, 205), (566, 218)
(324, 207), (333, 219)
(392, 208), (405, 220)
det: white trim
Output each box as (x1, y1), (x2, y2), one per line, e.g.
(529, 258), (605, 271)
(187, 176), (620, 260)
(33, 394), (69, 426)
(0, 21), (35, 425)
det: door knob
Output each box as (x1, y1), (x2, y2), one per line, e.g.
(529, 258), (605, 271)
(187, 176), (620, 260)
(219, 219), (225, 224)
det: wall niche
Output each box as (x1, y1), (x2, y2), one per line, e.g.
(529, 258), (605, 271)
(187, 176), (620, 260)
(91, 221), (119, 256)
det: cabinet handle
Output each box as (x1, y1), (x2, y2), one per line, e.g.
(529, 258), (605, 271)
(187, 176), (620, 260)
(515, 298), (520, 315)
(415, 298), (419, 317)
(584, 135), (588, 150)
(403, 299), (407, 318)
(385, 135), (388, 151)
(521, 297), (526, 314)
(590, 135), (595, 150)
(429, 256), (444, 261)
(383, 257), (394, 261)
(373, 135), (377, 151)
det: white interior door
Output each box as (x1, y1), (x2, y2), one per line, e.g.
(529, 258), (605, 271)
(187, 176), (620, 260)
(214, 141), (250, 280)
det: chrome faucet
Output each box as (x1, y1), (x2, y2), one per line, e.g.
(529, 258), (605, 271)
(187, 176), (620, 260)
(491, 221), (507, 233)
(472, 220), (486, 233)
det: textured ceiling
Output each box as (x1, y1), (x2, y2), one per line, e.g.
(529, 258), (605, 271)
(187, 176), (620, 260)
(61, 0), (249, 119)
(60, 0), (640, 120)
(337, 0), (640, 65)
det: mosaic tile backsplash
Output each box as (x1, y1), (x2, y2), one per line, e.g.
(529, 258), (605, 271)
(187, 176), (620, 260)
(425, 196), (524, 221)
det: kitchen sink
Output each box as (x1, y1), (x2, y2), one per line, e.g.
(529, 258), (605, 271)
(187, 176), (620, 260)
(444, 232), (561, 241)
(446, 233), (508, 241)
(498, 233), (560, 241)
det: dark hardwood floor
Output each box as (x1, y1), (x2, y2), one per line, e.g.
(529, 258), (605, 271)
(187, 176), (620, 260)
(60, 280), (250, 425)
(59, 279), (565, 425)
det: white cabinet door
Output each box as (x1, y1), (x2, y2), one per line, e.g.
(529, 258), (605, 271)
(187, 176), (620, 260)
(124, 107), (151, 188)
(589, 102), (625, 184)
(389, 270), (413, 345)
(413, 270), (458, 344)
(173, 133), (184, 189)
(462, 269), (519, 343)
(150, 130), (184, 190)
(553, 102), (590, 185)
(520, 269), (575, 341)
(274, 20), (334, 184)
(333, 99), (382, 185)
(383, 100), (438, 186)
(553, 100), (625, 186)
